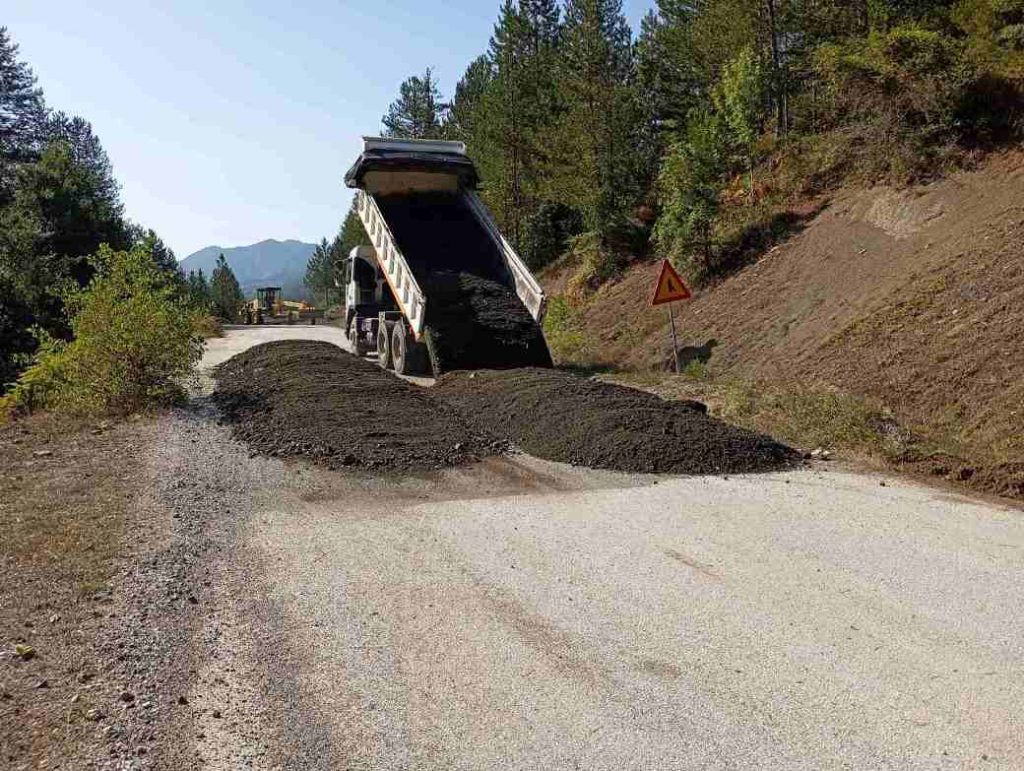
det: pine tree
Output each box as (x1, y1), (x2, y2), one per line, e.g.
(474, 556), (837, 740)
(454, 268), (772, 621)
(713, 46), (765, 202)
(187, 269), (212, 311)
(304, 238), (336, 309)
(655, 108), (727, 272)
(0, 27), (48, 174)
(557, 0), (647, 241)
(382, 69), (447, 139)
(481, 0), (563, 250)
(335, 197), (369, 257)
(210, 253), (243, 322)
(446, 54), (495, 144)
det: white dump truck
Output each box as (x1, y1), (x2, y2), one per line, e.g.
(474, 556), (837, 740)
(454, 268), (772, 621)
(341, 137), (550, 376)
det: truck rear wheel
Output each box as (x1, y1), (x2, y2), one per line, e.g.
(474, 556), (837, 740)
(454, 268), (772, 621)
(392, 322), (426, 376)
(377, 324), (393, 369)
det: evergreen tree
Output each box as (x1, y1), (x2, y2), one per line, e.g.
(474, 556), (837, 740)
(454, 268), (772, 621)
(446, 54), (495, 144)
(482, 0), (564, 249)
(382, 69), (447, 139)
(654, 108), (727, 272)
(187, 269), (212, 311)
(0, 142), (130, 336)
(304, 238), (336, 309)
(210, 253), (243, 321)
(556, 0), (647, 241)
(0, 27), (48, 176)
(335, 197), (369, 257)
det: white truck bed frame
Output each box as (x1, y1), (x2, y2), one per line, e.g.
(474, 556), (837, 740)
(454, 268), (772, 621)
(350, 137), (546, 341)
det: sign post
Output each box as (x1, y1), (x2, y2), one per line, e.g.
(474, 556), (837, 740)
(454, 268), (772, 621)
(650, 260), (693, 374)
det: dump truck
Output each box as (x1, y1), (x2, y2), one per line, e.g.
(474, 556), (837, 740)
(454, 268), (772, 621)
(341, 137), (551, 376)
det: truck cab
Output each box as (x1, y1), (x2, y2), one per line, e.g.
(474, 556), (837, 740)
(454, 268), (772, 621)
(342, 245), (400, 357)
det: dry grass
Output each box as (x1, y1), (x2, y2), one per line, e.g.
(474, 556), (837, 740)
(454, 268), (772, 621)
(604, 371), (904, 460)
(604, 370), (1023, 500)
(0, 413), (152, 766)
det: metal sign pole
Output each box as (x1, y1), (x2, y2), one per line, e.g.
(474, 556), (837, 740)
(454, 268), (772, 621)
(668, 303), (680, 373)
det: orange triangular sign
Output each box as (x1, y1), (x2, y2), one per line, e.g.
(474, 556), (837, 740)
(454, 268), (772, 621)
(651, 260), (692, 306)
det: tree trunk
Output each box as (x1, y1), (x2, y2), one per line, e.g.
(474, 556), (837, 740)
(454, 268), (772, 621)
(765, 0), (786, 139)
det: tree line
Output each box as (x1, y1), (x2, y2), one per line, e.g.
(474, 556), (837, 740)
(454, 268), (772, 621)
(0, 26), (246, 403)
(363, 0), (1023, 285)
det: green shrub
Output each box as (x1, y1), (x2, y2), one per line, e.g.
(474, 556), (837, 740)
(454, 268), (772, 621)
(542, 295), (587, 362)
(1, 244), (203, 417)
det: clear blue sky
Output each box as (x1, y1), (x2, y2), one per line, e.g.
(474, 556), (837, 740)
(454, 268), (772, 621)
(6, 0), (657, 258)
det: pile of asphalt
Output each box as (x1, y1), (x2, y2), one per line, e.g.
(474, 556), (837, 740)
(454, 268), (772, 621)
(375, 192), (552, 373)
(434, 368), (801, 475)
(212, 341), (504, 471)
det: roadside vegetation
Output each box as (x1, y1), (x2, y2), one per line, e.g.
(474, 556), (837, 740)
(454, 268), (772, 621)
(362, 0), (1024, 291)
(0, 28), (213, 418)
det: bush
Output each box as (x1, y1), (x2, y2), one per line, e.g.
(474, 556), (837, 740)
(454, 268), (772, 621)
(806, 22), (1024, 178)
(1, 244), (203, 417)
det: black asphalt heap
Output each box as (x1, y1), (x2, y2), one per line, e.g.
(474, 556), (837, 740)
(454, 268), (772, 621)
(434, 368), (801, 475)
(213, 341), (504, 471)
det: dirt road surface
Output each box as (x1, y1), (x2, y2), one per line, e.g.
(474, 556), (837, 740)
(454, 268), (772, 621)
(30, 327), (1020, 769)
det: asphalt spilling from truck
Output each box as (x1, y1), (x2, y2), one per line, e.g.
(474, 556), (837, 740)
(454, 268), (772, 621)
(212, 341), (798, 475)
(374, 192), (552, 374)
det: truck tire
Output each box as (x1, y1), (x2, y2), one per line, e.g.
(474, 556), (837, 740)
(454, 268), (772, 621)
(392, 322), (426, 376)
(377, 323), (393, 369)
(349, 316), (367, 356)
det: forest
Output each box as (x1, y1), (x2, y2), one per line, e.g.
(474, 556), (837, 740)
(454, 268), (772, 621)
(335, 0), (1024, 291)
(0, 27), (241, 408)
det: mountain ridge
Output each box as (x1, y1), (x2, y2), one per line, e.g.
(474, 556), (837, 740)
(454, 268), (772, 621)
(179, 238), (318, 299)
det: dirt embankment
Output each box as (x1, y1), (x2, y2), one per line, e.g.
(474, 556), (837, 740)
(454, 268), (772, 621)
(212, 340), (503, 472)
(434, 368), (800, 475)
(541, 150), (1024, 498)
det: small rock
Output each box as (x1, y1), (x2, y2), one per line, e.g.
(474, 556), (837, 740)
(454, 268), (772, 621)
(35, 679), (49, 689)
(49, 614), (60, 624)
(212, 709), (222, 719)
(71, 694), (80, 704)
(177, 695), (188, 705)
(85, 708), (103, 721)
(32, 449), (53, 457)
(120, 691), (135, 703)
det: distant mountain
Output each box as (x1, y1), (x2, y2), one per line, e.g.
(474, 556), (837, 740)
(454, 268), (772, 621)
(179, 239), (317, 300)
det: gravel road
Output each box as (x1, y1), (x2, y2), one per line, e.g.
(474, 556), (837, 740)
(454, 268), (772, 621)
(153, 327), (1024, 769)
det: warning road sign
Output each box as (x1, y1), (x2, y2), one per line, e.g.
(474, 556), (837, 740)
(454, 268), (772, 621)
(651, 260), (692, 305)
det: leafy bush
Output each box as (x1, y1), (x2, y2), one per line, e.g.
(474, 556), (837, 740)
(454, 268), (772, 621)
(1, 244), (203, 417)
(542, 295), (588, 362)
(807, 24), (1007, 178)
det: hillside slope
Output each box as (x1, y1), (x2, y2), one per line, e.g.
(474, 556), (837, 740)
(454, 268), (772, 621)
(179, 239), (316, 298)
(542, 151), (1024, 494)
